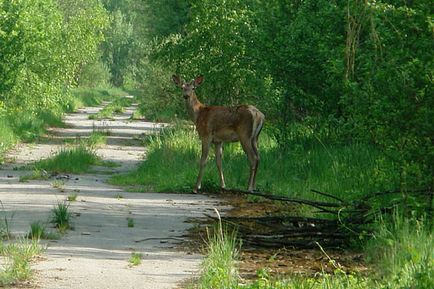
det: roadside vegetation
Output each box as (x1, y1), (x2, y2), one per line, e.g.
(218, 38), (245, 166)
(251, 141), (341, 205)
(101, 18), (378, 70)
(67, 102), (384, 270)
(0, 239), (42, 286)
(88, 96), (133, 120)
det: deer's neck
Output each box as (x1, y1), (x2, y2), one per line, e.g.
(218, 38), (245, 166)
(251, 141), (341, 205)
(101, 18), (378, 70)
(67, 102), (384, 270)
(186, 93), (204, 123)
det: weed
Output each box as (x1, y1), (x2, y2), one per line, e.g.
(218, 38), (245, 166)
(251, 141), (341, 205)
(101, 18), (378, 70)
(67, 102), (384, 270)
(127, 218), (134, 228)
(365, 212), (434, 289)
(28, 222), (46, 240)
(67, 193), (78, 202)
(88, 97), (133, 120)
(33, 145), (99, 174)
(19, 169), (49, 182)
(50, 202), (71, 233)
(128, 252), (142, 266)
(196, 210), (239, 289)
(87, 131), (108, 148)
(52, 180), (65, 190)
(0, 238), (42, 286)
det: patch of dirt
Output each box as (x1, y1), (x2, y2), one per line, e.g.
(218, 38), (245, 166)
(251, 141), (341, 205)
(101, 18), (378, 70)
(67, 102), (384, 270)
(184, 192), (370, 280)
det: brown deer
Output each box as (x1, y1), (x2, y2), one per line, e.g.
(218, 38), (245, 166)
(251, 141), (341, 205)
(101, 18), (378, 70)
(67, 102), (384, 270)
(172, 75), (265, 193)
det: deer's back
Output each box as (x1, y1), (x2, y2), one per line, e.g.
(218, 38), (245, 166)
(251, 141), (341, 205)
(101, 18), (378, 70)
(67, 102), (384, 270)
(196, 105), (264, 143)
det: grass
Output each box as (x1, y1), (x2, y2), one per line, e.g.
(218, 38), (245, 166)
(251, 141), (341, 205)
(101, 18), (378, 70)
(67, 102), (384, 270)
(87, 131), (108, 148)
(127, 218), (134, 228)
(0, 238), (42, 286)
(65, 87), (128, 112)
(28, 222), (60, 240)
(109, 126), (397, 203)
(52, 180), (65, 190)
(1, 87), (127, 162)
(364, 212), (434, 289)
(194, 216), (239, 289)
(190, 213), (433, 289)
(88, 97), (133, 120)
(19, 168), (49, 182)
(128, 252), (142, 266)
(50, 202), (71, 233)
(33, 145), (101, 174)
(67, 193), (78, 202)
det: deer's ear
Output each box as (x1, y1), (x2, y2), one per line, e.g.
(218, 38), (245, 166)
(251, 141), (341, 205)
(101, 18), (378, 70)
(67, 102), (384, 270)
(194, 75), (204, 87)
(172, 75), (182, 87)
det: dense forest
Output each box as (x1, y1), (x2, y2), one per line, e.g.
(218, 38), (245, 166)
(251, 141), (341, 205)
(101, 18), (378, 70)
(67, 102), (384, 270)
(0, 0), (433, 288)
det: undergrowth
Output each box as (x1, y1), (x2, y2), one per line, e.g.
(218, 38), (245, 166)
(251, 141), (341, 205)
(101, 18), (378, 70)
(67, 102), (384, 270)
(110, 126), (397, 203)
(0, 239), (42, 286)
(191, 213), (432, 289)
(88, 97), (133, 120)
(0, 87), (126, 162)
(33, 145), (99, 174)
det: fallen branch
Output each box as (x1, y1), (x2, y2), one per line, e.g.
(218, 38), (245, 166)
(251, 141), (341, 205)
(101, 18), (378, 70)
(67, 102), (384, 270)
(310, 189), (347, 204)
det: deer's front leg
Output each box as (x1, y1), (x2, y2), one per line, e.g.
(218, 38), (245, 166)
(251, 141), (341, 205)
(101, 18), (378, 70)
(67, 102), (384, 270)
(194, 139), (211, 193)
(215, 142), (225, 190)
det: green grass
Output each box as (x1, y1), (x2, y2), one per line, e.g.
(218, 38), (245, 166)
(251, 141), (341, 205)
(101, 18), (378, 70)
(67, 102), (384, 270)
(67, 193), (78, 202)
(87, 130), (108, 148)
(0, 116), (17, 163)
(33, 145), (99, 174)
(19, 168), (50, 182)
(28, 222), (60, 240)
(110, 126), (397, 202)
(0, 109), (64, 162)
(50, 202), (71, 233)
(0, 238), (42, 286)
(190, 214), (433, 289)
(88, 97), (133, 120)
(128, 252), (142, 266)
(364, 213), (434, 289)
(127, 218), (134, 228)
(65, 87), (128, 112)
(194, 220), (239, 289)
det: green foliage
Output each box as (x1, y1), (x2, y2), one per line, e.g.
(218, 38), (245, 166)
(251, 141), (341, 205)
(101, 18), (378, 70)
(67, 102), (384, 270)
(0, 0), (110, 160)
(128, 252), (142, 266)
(110, 127), (396, 201)
(88, 96), (133, 120)
(77, 60), (111, 88)
(196, 222), (239, 289)
(0, 239), (42, 286)
(33, 145), (100, 174)
(365, 213), (434, 289)
(28, 221), (46, 240)
(50, 202), (71, 233)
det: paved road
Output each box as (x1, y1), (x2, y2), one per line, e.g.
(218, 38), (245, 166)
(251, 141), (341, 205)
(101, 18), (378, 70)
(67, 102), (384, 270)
(0, 101), (220, 289)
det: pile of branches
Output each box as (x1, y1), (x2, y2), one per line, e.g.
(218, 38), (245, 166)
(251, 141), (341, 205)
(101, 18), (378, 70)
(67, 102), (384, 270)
(206, 188), (432, 249)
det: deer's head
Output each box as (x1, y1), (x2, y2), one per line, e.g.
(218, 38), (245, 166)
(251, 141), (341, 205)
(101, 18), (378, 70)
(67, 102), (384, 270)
(172, 75), (204, 100)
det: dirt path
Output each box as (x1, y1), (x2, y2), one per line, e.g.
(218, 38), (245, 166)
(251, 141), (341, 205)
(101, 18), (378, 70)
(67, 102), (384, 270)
(0, 100), (221, 289)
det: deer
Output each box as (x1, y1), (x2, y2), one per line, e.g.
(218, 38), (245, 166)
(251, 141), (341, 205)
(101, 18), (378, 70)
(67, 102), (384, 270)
(172, 75), (265, 193)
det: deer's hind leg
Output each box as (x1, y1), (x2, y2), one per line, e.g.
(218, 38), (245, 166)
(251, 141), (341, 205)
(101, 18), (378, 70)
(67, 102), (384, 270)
(240, 137), (259, 192)
(214, 142), (226, 190)
(195, 139), (211, 193)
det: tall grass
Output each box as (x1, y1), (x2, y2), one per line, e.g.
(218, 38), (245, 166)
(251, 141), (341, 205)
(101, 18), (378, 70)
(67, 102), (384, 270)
(88, 96), (133, 120)
(0, 117), (16, 162)
(192, 214), (433, 289)
(0, 87), (127, 161)
(0, 239), (42, 286)
(33, 145), (99, 173)
(110, 126), (397, 201)
(365, 213), (434, 289)
(195, 213), (239, 289)
(64, 87), (128, 112)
